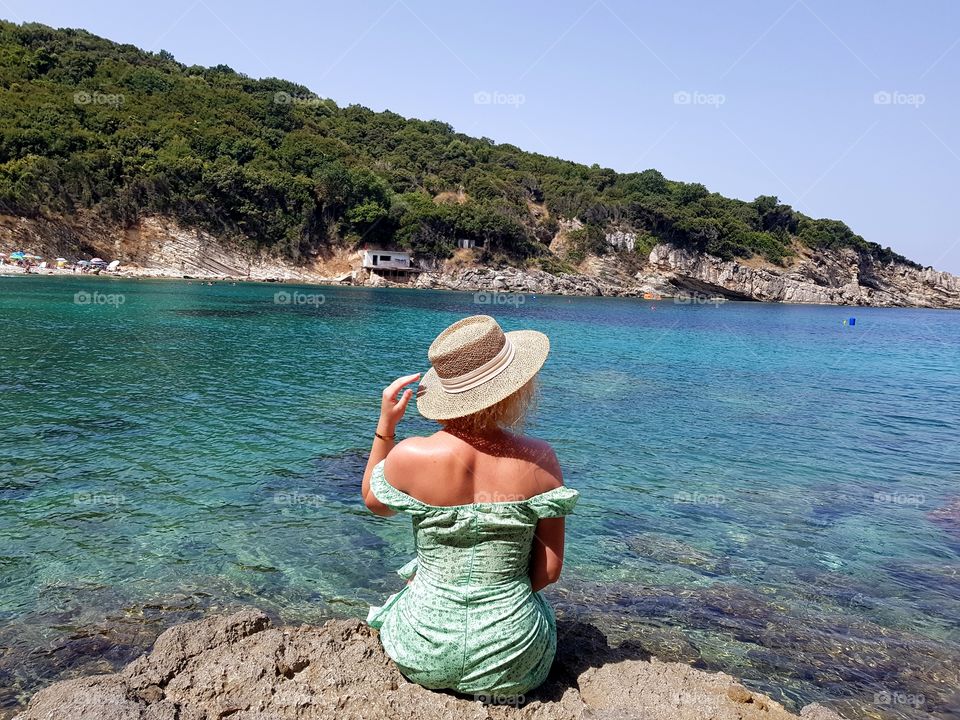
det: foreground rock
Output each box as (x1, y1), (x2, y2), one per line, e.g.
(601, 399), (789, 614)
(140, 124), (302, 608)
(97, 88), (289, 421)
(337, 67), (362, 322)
(17, 609), (844, 720)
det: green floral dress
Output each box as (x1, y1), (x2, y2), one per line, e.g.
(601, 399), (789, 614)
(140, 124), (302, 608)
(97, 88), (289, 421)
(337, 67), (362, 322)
(366, 458), (580, 698)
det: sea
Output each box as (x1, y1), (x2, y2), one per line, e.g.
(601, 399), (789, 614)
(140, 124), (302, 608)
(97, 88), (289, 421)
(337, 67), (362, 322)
(1, 276), (958, 719)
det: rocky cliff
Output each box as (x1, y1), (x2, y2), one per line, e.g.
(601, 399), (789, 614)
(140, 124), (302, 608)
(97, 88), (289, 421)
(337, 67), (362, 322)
(16, 609), (844, 720)
(2, 213), (958, 309)
(645, 243), (960, 308)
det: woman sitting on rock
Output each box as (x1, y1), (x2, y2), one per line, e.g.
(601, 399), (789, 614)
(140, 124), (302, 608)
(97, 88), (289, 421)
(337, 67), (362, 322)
(361, 315), (579, 701)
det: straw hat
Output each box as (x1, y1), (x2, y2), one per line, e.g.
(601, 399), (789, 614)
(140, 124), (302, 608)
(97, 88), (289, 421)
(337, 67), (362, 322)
(416, 315), (549, 421)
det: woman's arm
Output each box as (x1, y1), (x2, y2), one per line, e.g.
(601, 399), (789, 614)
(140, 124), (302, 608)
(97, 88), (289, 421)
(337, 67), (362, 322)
(362, 372), (420, 517)
(528, 443), (566, 592)
(530, 517), (565, 592)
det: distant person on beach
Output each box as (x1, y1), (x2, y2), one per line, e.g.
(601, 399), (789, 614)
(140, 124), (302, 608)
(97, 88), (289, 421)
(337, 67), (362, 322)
(362, 315), (578, 700)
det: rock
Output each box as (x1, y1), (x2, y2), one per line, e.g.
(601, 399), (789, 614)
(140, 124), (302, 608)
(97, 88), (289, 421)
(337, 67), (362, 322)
(927, 497), (960, 540)
(648, 242), (960, 308)
(16, 610), (848, 720)
(605, 231), (637, 252)
(5, 211), (955, 308)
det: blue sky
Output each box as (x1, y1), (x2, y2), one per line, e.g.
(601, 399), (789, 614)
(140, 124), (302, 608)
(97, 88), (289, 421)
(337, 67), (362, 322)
(7, 0), (960, 272)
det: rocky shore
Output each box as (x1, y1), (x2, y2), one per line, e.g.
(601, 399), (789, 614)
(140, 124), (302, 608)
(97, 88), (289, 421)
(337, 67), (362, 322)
(16, 609), (844, 720)
(407, 244), (960, 308)
(3, 213), (959, 308)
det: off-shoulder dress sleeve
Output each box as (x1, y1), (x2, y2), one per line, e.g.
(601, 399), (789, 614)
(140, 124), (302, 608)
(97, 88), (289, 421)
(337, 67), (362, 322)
(526, 486), (580, 519)
(369, 459), (427, 514)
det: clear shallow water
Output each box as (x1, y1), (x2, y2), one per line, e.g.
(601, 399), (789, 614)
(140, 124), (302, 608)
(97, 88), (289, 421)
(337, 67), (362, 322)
(1, 276), (959, 719)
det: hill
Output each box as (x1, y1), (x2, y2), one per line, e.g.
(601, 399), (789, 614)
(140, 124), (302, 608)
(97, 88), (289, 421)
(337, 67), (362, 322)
(2, 20), (959, 307)
(0, 21), (920, 267)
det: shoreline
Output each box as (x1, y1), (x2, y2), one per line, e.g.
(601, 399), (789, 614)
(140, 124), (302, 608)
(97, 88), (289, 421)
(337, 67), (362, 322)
(3, 263), (960, 312)
(14, 609), (847, 720)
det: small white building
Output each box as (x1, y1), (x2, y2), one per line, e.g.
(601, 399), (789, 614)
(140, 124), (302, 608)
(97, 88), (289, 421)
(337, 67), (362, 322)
(456, 238), (485, 249)
(362, 249), (412, 270)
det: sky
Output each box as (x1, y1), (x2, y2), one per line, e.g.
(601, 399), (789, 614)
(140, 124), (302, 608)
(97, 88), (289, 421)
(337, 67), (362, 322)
(4, 0), (960, 273)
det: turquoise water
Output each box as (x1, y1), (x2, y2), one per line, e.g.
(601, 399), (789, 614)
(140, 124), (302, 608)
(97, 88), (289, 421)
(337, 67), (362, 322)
(1, 276), (959, 719)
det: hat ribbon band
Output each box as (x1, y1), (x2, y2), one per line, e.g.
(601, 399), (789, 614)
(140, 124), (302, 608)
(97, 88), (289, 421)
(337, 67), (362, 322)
(437, 337), (516, 394)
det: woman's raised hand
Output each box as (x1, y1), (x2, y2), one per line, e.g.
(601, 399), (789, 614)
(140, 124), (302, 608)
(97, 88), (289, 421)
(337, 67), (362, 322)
(378, 373), (421, 434)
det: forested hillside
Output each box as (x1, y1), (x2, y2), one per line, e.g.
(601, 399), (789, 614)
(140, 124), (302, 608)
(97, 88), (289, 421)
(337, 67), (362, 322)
(0, 20), (919, 269)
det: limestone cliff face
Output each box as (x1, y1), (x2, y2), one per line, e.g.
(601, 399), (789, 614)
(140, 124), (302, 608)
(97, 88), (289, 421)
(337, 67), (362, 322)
(646, 243), (960, 308)
(2, 212), (958, 308)
(0, 214), (353, 282)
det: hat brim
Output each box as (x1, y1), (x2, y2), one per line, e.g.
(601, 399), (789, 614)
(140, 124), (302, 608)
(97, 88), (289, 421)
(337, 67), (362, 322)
(416, 329), (549, 421)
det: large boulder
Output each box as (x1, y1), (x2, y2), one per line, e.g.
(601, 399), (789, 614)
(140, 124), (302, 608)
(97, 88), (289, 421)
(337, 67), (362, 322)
(17, 609), (847, 720)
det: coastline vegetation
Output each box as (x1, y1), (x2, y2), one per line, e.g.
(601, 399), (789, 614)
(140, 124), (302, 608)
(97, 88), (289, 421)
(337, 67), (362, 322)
(0, 21), (920, 269)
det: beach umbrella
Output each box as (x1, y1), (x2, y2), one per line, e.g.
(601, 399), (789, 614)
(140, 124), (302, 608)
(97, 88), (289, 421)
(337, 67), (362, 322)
(9, 251), (25, 260)
(77, 260), (91, 266)
(91, 257), (104, 263)
(107, 260), (120, 271)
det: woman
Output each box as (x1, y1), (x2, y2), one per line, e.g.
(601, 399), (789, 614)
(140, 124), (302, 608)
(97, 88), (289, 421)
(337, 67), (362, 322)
(361, 315), (579, 700)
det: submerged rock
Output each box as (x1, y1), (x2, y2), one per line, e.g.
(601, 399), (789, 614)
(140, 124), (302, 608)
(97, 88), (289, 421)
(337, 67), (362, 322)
(17, 609), (846, 720)
(928, 497), (960, 540)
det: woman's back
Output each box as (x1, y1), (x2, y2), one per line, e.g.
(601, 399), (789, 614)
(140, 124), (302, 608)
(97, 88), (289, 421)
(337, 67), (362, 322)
(384, 428), (563, 507)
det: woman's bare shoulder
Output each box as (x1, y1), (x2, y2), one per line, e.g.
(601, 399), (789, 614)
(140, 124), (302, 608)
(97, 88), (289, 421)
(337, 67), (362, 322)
(383, 434), (451, 492)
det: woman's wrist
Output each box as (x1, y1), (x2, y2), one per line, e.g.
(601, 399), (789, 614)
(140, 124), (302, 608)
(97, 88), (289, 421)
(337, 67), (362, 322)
(375, 419), (397, 438)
